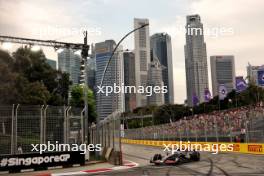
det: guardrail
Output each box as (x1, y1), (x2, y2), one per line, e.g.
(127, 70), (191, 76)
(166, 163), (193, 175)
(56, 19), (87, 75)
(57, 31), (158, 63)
(122, 138), (264, 155)
(90, 111), (122, 165)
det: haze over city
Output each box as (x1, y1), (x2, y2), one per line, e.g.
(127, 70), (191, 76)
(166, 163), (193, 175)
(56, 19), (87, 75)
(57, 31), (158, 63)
(1, 1), (264, 175)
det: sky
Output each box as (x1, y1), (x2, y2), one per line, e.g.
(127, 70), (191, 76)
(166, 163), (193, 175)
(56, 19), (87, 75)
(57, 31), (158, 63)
(0, 0), (264, 104)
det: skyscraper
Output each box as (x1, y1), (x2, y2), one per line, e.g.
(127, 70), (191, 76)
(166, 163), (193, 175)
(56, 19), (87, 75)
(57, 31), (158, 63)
(123, 50), (136, 112)
(95, 40), (124, 120)
(210, 55), (236, 97)
(147, 56), (165, 106)
(85, 44), (96, 93)
(134, 18), (150, 107)
(58, 49), (81, 85)
(45, 58), (57, 70)
(184, 14), (209, 106)
(150, 33), (174, 104)
(87, 57), (96, 92)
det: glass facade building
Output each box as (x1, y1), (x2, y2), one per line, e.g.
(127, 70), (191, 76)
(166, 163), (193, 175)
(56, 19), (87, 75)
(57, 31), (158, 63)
(95, 40), (124, 120)
(150, 33), (174, 104)
(58, 49), (81, 85)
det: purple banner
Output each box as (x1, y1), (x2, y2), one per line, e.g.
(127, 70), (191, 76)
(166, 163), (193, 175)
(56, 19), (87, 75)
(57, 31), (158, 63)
(236, 76), (247, 92)
(192, 93), (199, 106)
(204, 88), (212, 102)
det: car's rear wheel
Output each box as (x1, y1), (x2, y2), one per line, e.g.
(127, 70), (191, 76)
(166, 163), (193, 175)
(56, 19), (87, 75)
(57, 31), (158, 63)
(190, 152), (200, 161)
(153, 154), (162, 161)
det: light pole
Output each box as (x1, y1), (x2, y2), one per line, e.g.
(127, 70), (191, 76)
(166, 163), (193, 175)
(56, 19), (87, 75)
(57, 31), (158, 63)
(81, 31), (90, 144)
(96, 23), (149, 156)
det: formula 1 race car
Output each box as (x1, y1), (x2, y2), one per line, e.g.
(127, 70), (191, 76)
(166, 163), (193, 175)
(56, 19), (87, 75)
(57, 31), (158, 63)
(150, 150), (200, 165)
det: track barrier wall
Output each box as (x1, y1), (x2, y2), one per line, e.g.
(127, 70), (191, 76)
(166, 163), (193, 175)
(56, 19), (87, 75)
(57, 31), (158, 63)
(121, 139), (264, 155)
(90, 111), (122, 165)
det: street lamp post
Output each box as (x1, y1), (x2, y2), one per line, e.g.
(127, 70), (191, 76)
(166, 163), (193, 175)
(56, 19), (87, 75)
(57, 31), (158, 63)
(96, 24), (149, 157)
(81, 31), (90, 144)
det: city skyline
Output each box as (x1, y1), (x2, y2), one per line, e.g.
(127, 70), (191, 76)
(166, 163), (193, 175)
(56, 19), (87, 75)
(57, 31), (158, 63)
(0, 0), (264, 104)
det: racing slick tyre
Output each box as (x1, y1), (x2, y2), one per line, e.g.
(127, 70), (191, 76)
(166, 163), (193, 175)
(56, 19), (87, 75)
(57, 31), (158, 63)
(190, 151), (200, 161)
(153, 154), (162, 161)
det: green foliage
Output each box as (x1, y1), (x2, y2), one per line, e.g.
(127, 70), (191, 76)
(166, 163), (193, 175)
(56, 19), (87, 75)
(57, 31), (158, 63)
(0, 47), (71, 105)
(70, 85), (97, 123)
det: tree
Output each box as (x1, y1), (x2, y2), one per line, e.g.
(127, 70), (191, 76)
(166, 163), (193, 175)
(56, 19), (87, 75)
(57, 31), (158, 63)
(18, 78), (50, 105)
(0, 60), (18, 104)
(0, 47), (72, 105)
(70, 85), (97, 123)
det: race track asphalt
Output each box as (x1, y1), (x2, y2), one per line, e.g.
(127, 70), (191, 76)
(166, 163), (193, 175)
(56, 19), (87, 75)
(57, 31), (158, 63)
(93, 143), (264, 176)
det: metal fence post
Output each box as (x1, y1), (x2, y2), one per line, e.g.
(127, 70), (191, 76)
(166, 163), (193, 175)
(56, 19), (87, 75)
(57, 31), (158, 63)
(179, 128), (182, 142)
(245, 120), (249, 143)
(112, 115), (115, 150)
(14, 104), (19, 154)
(204, 121), (208, 142)
(101, 124), (103, 147)
(195, 121), (198, 142)
(64, 106), (70, 144)
(43, 105), (48, 144)
(63, 106), (67, 143)
(81, 107), (85, 144)
(11, 104), (15, 154)
(228, 116), (232, 142)
(214, 117), (219, 142)
(67, 107), (71, 144)
(105, 123), (107, 147)
(186, 120), (189, 141)
(40, 105), (44, 144)
(108, 122), (110, 147)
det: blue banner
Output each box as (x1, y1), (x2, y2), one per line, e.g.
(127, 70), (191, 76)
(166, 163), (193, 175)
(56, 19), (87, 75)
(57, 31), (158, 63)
(257, 70), (264, 86)
(192, 93), (199, 106)
(236, 76), (247, 92)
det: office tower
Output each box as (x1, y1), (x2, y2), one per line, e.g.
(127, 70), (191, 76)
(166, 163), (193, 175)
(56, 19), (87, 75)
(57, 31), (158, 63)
(45, 58), (57, 70)
(87, 57), (96, 92)
(210, 55), (236, 97)
(85, 44), (96, 93)
(95, 40), (124, 120)
(150, 33), (174, 104)
(123, 50), (136, 112)
(247, 63), (264, 87)
(184, 14), (209, 106)
(134, 18), (151, 107)
(147, 57), (165, 106)
(58, 49), (81, 85)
